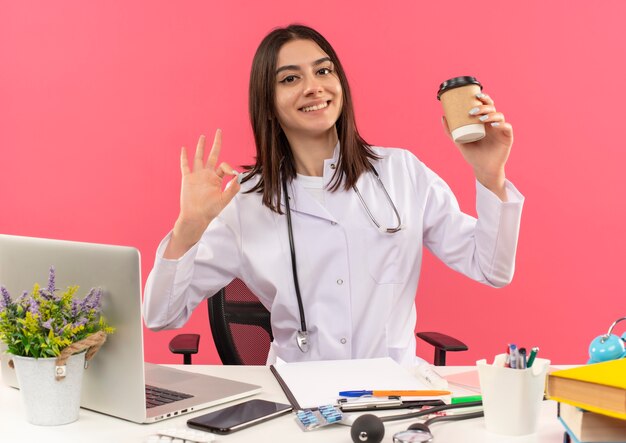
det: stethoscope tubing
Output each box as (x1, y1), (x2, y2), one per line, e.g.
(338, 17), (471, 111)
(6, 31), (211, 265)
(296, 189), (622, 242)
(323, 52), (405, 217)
(281, 176), (308, 337)
(381, 401), (483, 423)
(353, 167), (403, 234)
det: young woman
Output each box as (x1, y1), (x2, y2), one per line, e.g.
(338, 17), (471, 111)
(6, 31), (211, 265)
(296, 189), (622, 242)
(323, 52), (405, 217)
(143, 25), (523, 367)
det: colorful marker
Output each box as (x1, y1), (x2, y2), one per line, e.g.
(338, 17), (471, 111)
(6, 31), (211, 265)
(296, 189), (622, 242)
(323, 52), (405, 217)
(451, 395), (482, 404)
(509, 344), (518, 369)
(527, 347), (539, 368)
(519, 347), (527, 369)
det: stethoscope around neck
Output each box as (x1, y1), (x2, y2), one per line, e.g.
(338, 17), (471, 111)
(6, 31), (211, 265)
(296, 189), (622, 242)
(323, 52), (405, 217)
(281, 164), (403, 353)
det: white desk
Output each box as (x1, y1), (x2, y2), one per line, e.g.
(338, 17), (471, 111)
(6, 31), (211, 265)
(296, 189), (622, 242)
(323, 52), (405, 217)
(0, 365), (566, 442)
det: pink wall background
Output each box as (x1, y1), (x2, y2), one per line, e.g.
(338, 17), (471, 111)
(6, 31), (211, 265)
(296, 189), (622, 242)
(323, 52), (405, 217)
(2, 1), (625, 366)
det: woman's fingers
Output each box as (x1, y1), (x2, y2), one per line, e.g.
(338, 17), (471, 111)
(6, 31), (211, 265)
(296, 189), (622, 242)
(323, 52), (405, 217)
(478, 111), (505, 125)
(180, 146), (190, 175)
(469, 104), (496, 117)
(181, 131), (238, 189)
(206, 129), (222, 169)
(476, 92), (494, 106)
(216, 162), (241, 206)
(492, 121), (514, 139)
(193, 134), (206, 171)
(223, 176), (241, 202)
(469, 94), (510, 129)
(215, 162), (240, 180)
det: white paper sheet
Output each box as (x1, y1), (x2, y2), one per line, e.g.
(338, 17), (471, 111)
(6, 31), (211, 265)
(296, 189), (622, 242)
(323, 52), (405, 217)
(272, 357), (436, 409)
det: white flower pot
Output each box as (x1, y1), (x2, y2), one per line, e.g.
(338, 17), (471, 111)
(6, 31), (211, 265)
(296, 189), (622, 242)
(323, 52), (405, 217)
(11, 352), (86, 425)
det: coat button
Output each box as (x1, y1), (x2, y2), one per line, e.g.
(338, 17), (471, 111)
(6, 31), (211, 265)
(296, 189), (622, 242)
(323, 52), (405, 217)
(330, 163), (336, 170)
(331, 221), (337, 225)
(337, 279), (343, 285)
(340, 338), (347, 344)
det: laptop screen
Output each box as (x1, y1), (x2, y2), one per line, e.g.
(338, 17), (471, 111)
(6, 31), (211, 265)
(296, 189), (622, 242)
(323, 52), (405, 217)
(0, 234), (148, 422)
(0, 234), (262, 423)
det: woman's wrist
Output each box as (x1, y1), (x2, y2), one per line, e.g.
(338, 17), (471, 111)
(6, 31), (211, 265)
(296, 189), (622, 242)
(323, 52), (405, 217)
(163, 217), (210, 259)
(474, 168), (507, 201)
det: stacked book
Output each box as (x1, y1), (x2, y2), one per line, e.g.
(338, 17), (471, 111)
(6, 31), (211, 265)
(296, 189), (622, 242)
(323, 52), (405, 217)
(547, 359), (626, 443)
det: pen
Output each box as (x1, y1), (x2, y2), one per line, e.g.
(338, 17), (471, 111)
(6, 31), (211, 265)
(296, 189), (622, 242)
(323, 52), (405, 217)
(519, 347), (527, 369)
(509, 344), (518, 369)
(527, 347), (539, 368)
(338, 390), (451, 397)
(337, 397), (403, 410)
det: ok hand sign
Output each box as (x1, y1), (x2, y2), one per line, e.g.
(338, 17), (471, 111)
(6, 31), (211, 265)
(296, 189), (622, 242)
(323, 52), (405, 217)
(164, 130), (240, 259)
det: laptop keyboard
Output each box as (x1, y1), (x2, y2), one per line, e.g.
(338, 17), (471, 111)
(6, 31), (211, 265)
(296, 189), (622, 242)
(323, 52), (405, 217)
(145, 384), (194, 409)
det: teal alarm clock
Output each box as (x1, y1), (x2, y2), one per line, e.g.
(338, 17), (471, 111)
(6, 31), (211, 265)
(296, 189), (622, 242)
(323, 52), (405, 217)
(588, 317), (626, 363)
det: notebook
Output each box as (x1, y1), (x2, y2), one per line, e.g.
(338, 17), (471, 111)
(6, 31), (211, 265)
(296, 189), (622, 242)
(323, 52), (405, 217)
(0, 234), (261, 423)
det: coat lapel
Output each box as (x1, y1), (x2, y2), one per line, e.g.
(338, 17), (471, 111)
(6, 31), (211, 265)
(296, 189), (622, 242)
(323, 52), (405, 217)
(282, 179), (338, 222)
(279, 142), (342, 223)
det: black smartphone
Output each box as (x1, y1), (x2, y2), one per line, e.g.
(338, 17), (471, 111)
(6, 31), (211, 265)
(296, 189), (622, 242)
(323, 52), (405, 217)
(186, 399), (293, 434)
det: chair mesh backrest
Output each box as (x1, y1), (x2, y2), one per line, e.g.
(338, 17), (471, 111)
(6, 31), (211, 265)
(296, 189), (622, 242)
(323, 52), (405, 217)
(208, 278), (273, 365)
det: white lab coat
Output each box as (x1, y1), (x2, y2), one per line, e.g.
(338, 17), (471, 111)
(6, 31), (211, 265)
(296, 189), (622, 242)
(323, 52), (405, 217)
(143, 146), (524, 367)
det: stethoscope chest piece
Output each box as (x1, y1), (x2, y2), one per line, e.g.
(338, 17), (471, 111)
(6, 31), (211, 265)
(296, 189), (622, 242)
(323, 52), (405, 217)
(350, 414), (385, 443)
(393, 423), (433, 443)
(296, 330), (309, 353)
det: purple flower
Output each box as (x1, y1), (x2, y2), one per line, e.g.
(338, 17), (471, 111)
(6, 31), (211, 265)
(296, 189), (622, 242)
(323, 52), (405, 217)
(81, 288), (94, 310)
(41, 318), (53, 330)
(92, 288), (102, 310)
(81, 288), (102, 312)
(17, 290), (28, 303)
(74, 317), (88, 328)
(47, 266), (56, 294)
(53, 318), (68, 336)
(0, 286), (11, 310)
(71, 298), (80, 317)
(37, 267), (59, 301)
(39, 288), (54, 300)
(28, 297), (40, 316)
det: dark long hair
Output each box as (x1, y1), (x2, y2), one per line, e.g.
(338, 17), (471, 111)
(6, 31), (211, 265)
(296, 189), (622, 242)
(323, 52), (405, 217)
(243, 24), (378, 213)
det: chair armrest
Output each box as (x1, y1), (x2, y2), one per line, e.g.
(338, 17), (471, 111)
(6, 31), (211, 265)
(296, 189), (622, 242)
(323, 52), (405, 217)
(416, 331), (468, 366)
(416, 332), (468, 351)
(169, 334), (200, 365)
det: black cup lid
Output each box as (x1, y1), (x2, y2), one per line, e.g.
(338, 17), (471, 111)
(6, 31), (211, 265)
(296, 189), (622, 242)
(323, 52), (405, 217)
(437, 76), (482, 100)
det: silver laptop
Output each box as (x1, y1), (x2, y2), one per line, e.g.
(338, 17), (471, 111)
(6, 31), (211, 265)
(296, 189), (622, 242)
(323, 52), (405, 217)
(0, 234), (261, 423)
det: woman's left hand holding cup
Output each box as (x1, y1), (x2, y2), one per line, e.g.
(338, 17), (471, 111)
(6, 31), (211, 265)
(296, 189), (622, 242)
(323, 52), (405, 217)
(443, 93), (514, 201)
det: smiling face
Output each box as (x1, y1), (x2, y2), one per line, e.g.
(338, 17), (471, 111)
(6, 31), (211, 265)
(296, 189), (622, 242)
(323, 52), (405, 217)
(274, 39), (343, 143)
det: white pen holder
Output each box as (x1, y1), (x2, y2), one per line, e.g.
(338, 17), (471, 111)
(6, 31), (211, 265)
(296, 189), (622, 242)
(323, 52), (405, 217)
(477, 354), (550, 436)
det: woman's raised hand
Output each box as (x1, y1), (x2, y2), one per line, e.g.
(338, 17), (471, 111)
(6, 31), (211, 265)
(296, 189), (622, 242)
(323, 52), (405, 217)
(442, 92), (513, 201)
(164, 129), (240, 259)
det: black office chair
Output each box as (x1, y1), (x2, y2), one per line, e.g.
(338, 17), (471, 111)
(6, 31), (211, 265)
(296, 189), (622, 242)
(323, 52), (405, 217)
(170, 278), (272, 365)
(169, 278), (467, 366)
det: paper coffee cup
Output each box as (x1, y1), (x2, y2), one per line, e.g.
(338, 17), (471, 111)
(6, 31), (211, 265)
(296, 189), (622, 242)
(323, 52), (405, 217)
(437, 76), (485, 144)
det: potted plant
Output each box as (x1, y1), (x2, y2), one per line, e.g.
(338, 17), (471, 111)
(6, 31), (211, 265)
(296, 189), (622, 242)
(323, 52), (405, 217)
(0, 266), (114, 425)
